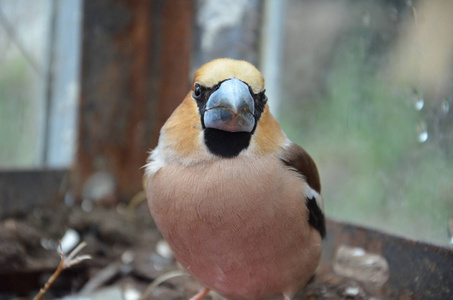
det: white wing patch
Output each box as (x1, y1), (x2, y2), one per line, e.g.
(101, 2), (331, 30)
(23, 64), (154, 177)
(305, 186), (324, 214)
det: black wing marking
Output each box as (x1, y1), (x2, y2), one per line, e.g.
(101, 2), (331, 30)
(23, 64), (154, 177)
(280, 142), (326, 238)
(306, 196), (326, 238)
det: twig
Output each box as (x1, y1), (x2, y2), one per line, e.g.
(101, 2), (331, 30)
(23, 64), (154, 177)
(79, 262), (122, 295)
(140, 270), (190, 300)
(127, 190), (147, 216)
(33, 241), (91, 300)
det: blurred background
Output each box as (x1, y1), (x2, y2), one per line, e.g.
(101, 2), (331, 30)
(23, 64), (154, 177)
(0, 0), (452, 247)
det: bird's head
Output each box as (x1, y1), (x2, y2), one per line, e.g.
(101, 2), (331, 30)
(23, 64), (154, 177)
(157, 58), (286, 164)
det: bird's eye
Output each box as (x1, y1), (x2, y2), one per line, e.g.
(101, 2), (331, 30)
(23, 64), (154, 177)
(194, 84), (202, 99)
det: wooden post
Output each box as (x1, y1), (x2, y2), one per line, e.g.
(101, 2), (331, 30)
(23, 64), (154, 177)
(73, 0), (193, 200)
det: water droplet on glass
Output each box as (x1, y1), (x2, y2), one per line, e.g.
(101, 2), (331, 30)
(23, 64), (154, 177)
(442, 100), (450, 113)
(415, 97), (424, 110)
(418, 131), (428, 143)
(417, 122), (428, 143)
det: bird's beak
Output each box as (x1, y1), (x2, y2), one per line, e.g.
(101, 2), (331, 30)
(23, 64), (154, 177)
(203, 78), (255, 133)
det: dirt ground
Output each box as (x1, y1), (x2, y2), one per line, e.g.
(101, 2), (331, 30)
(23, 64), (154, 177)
(0, 201), (409, 300)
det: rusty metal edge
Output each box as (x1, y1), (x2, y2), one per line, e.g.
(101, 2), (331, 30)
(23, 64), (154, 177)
(0, 169), (68, 218)
(323, 218), (453, 299)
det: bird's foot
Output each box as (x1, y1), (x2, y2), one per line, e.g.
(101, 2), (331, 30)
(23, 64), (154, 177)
(188, 287), (210, 300)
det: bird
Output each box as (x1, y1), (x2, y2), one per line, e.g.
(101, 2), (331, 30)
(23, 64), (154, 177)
(145, 58), (325, 300)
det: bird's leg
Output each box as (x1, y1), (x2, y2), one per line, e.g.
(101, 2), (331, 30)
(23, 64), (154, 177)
(188, 287), (210, 300)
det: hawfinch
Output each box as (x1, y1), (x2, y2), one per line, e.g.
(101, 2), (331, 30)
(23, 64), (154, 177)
(145, 59), (325, 300)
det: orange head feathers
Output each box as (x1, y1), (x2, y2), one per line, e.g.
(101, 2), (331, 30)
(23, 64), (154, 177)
(151, 58), (286, 168)
(193, 58), (265, 94)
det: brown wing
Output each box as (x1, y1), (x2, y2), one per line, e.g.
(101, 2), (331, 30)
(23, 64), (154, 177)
(280, 142), (325, 238)
(280, 142), (321, 193)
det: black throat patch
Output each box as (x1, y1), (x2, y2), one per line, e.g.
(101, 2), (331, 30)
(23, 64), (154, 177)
(194, 80), (266, 158)
(204, 128), (251, 158)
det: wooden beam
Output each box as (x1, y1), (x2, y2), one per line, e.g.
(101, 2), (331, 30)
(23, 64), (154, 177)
(73, 0), (193, 200)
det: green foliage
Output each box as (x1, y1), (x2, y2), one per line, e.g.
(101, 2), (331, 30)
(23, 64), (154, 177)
(0, 57), (38, 167)
(280, 40), (453, 245)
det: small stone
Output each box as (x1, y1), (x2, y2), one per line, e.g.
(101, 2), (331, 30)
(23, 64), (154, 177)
(333, 246), (389, 286)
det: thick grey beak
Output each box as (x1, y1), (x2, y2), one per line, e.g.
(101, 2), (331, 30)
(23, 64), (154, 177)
(203, 78), (255, 133)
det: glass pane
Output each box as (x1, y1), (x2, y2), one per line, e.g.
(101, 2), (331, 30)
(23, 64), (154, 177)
(0, 0), (81, 169)
(0, 0), (52, 168)
(280, 0), (453, 246)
